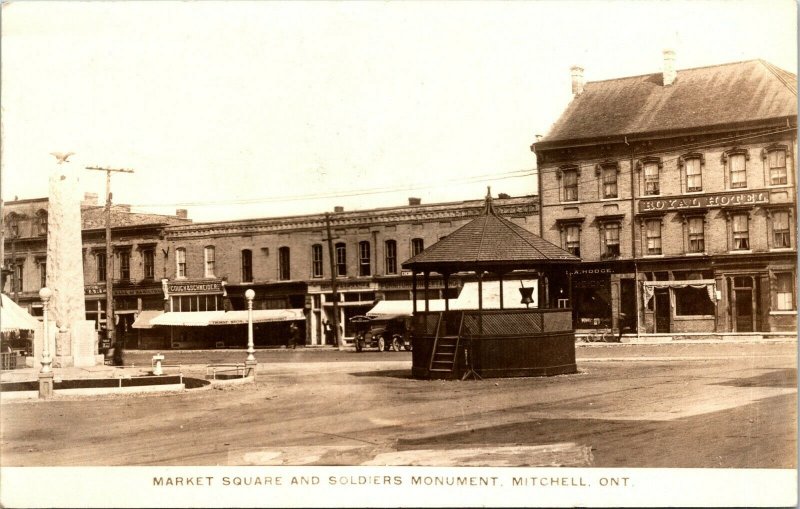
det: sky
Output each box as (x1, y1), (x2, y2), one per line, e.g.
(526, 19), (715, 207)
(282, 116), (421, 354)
(2, 0), (796, 222)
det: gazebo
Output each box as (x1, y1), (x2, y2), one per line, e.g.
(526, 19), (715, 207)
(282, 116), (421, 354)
(402, 190), (580, 379)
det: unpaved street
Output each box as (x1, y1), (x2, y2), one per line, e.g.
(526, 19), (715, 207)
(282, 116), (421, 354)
(1, 342), (795, 468)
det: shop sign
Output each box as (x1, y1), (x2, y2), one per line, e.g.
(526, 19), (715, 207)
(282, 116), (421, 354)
(317, 281), (374, 291)
(639, 190), (769, 212)
(85, 285), (163, 297)
(167, 281), (224, 294)
(568, 268), (614, 275)
(380, 280), (449, 291)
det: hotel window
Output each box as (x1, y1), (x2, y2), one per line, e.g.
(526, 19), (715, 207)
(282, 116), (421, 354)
(687, 217), (705, 253)
(35, 210), (48, 236)
(602, 223), (620, 258)
(684, 157), (703, 192)
(335, 243), (347, 276)
(565, 225), (580, 257)
(143, 249), (155, 280)
(645, 219), (662, 255)
(728, 153), (747, 189)
(119, 251), (131, 280)
(358, 241), (371, 276)
(772, 211), (791, 248)
(562, 168), (578, 202)
(775, 272), (795, 311)
(732, 214), (750, 250)
(385, 240), (397, 274)
(97, 253), (107, 282)
(411, 238), (424, 257)
(278, 246), (290, 280)
(175, 248), (186, 278)
(242, 249), (253, 282)
(602, 166), (618, 199)
(643, 162), (660, 196)
(204, 246), (215, 278)
(767, 149), (788, 185)
(311, 245), (323, 278)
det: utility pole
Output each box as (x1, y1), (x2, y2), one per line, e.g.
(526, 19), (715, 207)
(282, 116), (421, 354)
(323, 213), (343, 350)
(85, 166), (134, 353)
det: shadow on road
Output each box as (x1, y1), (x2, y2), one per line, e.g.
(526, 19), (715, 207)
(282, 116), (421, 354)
(350, 369), (415, 380)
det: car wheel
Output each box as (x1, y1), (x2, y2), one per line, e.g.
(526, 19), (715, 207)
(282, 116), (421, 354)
(391, 336), (403, 352)
(377, 336), (386, 352)
(404, 341), (412, 351)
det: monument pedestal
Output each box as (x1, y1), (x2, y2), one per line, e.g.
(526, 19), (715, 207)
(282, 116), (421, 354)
(72, 320), (102, 367)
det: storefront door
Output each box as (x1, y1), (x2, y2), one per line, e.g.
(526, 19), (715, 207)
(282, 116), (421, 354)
(655, 290), (670, 333)
(731, 276), (757, 333)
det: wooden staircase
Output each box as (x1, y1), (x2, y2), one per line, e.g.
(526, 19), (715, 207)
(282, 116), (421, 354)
(427, 314), (463, 379)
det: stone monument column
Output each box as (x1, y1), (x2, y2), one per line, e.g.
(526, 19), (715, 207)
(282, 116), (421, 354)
(44, 155), (101, 367)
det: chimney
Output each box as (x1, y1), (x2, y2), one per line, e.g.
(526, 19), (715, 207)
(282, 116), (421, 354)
(570, 65), (585, 96)
(176, 209), (188, 219)
(662, 49), (676, 86)
(408, 197), (421, 206)
(82, 192), (99, 207)
(333, 206), (344, 213)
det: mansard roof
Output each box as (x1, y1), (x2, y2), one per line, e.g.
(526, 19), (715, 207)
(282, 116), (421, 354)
(537, 59), (797, 149)
(402, 193), (578, 273)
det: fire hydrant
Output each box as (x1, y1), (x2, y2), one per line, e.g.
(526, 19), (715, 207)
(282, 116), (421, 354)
(152, 353), (165, 376)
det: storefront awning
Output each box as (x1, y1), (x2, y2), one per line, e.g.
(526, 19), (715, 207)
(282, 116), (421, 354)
(642, 279), (717, 306)
(131, 310), (164, 329)
(451, 279), (539, 310)
(150, 311), (226, 327)
(1, 294), (40, 331)
(366, 299), (447, 318)
(209, 309), (305, 325)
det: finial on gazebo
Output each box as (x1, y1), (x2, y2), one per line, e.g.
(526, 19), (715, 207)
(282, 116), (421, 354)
(484, 186), (495, 215)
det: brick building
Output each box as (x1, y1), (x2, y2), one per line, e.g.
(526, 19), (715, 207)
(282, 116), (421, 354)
(532, 54), (797, 337)
(2, 194), (190, 348)
(155, 195), (539, 347)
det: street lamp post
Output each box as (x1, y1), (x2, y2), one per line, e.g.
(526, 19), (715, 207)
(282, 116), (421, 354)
(245, 289), (257, 377)
(38, 287), (54, 398)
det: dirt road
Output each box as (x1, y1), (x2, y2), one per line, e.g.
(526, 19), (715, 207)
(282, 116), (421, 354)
(1, 342), (795, 467)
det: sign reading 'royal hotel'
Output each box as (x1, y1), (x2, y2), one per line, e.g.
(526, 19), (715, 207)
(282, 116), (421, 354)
(639, 190), (770, 212)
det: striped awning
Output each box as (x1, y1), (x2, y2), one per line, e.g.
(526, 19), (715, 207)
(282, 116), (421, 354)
(150, 311), (226, 327)
(131, 310), (164, 329)
(1, 294), (40, 331)
(209, 309), (305, 325)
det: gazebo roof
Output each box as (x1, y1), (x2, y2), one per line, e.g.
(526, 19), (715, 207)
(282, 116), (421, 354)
(402, 190), (580, 273)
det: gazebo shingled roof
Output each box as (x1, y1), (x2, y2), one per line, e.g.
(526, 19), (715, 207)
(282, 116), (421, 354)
(402, 190), (580, 274)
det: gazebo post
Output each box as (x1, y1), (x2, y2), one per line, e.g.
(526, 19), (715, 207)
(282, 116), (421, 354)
(423, 271), (430, 313)
(443, 272), (450, 312)
(412, 270), (418, 314)
(498, 271), (504, 310)
(477, 271), (483, 334)
(543, 274), (550, 308)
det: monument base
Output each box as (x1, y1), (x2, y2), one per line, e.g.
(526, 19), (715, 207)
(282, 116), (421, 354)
(71, 320), (100, 367)
(54, 356), (74, 368)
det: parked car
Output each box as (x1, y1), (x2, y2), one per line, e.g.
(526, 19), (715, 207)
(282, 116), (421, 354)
(350, 315), (411, 352)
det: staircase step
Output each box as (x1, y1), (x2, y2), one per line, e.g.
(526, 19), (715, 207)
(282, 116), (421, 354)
(430, 368), (454, 372)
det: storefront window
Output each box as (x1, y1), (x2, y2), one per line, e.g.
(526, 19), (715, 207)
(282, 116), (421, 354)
(574, 276), (612, 328)
(675, 287), (715, 316)
(775, 272), (795, 311)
